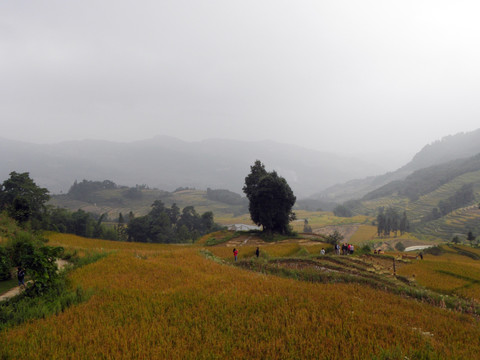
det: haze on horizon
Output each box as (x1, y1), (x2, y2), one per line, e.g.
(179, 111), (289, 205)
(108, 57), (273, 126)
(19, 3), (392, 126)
(1, 0), (480, 171)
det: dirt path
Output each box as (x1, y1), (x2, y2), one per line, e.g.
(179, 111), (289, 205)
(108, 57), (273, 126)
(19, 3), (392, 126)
(0, 259), (70, 302)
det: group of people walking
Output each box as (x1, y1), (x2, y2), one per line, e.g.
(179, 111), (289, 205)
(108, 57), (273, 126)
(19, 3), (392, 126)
(334, 243), (354, 255)
(232, 244), (358, 260)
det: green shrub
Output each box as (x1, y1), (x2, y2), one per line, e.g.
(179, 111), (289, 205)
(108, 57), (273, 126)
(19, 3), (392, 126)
(0, 247), (12, 281)
(423, 246), (445, 256)
(0, 274), (90, 331)
(395, 242), (405, 252)
(357, 244), (372, 255)
(294, 247), (310, 257)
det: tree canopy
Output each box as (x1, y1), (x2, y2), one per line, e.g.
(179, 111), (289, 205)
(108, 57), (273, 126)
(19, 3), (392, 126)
(376, 207), (409, 237)
(0, 172), (49, 225)
(126, 201), (217, 243)
(243, 160), (296, 235)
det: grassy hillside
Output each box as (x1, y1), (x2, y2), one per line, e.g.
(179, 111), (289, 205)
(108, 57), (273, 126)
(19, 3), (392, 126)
(49, 172), (480, 241)
(397, 244), (480, 300)
(353, 165), (480, 241)
(49, 188), (373, 230)
(1, 233), (480, 359)
(49, 188), (248, 221)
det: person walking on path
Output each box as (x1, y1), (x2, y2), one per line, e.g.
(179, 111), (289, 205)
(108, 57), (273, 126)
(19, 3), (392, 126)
(255, 247), (260, 258)
(233, 248), (239, 262)
(17, 267), (25, 288)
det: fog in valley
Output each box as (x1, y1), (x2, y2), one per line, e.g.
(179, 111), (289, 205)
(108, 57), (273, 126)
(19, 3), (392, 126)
(2, 1), (480, 196)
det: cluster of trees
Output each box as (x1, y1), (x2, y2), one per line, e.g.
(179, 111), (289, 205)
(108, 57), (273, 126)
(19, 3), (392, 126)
(68, 180), (117, 201)
(243, 161), (296, 235)
(2, 163), (301, 244)
(0, 171), (117, 240)
(68, 180), (154, 202)
(376, 207), (409, 237)
(452, 231), (477, 245)
(1, 172), (218, 244)
(0, 219), (63, 295)
(46, 208), (118, 240)
(333, 204), (353, 217)
(467, 231), (477, 244)
(0, 173), (118, 240)
(0, 172), (50, 227)
(126, 200), (218, 243)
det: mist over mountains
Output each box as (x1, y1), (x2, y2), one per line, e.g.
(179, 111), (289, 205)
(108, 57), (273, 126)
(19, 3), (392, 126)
(0, 136), (384, 197)
(316, 128), (480, 203)
(3, 129), (480, 201)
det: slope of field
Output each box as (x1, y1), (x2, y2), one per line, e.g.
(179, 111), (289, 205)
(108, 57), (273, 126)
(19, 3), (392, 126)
(49, 189), (248, 220)
(49, 190), (376, 231)
(1, 234), (480, 359)
(414, 205), (480, 240)
(397, 245), (480, 301)
(355, 169), (480, 240)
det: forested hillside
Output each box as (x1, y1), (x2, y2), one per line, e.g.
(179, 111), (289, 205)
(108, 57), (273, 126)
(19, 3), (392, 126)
(49, 181), (250, 221)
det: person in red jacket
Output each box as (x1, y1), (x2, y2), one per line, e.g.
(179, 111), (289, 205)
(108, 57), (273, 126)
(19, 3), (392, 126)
(233, 248), (238, 262)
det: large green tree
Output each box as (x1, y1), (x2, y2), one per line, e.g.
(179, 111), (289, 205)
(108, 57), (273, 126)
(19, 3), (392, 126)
(243, 160), (296, 235)
(0, 172), (49, 224)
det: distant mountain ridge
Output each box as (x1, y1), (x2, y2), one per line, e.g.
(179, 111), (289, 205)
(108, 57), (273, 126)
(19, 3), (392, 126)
(0, 136), (383, 197)
(363, 153), (480, 201)
(315, 129), (480, 202)
(403, 128), (480, 172)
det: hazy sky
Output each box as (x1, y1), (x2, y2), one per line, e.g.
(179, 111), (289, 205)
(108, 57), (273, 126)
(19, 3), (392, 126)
(1, 0), (480, 165)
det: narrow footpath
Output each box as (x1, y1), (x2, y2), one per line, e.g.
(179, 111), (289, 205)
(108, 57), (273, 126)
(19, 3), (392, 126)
(0, 259), (69, 302)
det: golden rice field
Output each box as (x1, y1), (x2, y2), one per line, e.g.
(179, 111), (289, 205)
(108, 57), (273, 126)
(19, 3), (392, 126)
(2, 235), (480, 359)
(349, 225), (377, 244)
(293, 211), (370, 230)
(215, 211), (371, 231)
(397, 245), (480, 301)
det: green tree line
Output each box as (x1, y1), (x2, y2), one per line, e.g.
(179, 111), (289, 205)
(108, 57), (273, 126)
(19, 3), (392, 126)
(126, 201), (218, 243)
(1, 172), (219, 243)
(376, 207), (409, 237)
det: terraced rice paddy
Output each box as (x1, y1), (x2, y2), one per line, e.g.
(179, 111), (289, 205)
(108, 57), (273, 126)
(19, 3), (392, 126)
(2, 234), (480, 359)
(397, 245), (480, 301)
(415, 206), (480, 240)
